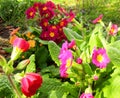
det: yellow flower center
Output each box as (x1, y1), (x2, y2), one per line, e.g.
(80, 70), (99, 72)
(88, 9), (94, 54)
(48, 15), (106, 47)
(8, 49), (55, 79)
(97, 54), (103, 62)
(110, 28), (115, 34)
(52, 26), (56, 29)
(30, 12), (33, 16)
(43, 7), (47, 11)
(60, 22), (64, 26)
(50, 32), (55, 37)
(66, 58), (72, 67)
(43, 22), (48, 26)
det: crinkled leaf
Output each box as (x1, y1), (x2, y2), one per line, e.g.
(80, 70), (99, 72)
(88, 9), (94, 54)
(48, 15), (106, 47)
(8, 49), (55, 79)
(106, 40), (120, 67)
(95, 68), (120, 98)
(63, 27), (82, 41)
(48, 41), (60, 66)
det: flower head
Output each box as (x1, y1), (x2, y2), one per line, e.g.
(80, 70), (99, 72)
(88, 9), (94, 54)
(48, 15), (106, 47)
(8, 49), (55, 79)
(109, 24), (118, 36)
(25, 7), (36, 19)
(59, 41), (73, 78)
(92, 48), (110, 69)
(92, 14), (103, 24)
(21, 73), (42, 97)
(11, 38), (29, 60)
(80, 93), (94, 98)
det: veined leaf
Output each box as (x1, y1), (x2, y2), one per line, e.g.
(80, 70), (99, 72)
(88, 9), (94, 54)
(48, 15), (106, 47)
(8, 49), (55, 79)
(106, 40), (120, 67)
(0, 75), (14, 97)
(48, 41), (60, 66)
(63, 27), (82, 41)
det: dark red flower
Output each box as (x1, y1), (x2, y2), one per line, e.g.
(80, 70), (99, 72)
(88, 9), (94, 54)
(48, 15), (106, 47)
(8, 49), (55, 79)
(39, 19), (49, 30)
(33, 2), (42, 11)
(46, 1), (56, 9)
(59, 19), (68, 27)
(25, 7), (36, 19)
(21, 73), (43, 97)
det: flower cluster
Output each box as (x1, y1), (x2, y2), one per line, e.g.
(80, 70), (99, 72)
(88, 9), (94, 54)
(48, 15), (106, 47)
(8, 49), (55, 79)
(25, 1), (75, 43)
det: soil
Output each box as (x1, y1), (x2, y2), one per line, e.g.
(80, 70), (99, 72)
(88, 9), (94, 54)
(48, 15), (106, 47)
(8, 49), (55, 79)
(0, 17), (15, 57)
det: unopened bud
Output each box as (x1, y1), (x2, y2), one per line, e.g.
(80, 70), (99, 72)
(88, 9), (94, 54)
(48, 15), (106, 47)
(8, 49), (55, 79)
(76, 58), (82, 64)
(16, 59), (30, 70)
(93, 75), (99, 81)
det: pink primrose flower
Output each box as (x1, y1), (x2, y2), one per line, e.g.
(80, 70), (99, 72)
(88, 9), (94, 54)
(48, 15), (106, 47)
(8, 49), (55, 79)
(68, 40), (76, 49)
(80, 93), (94, 98)
(13, 38), (29, 52)
(92, 14), (103, 24)
(59, 50), (73, 78)
(25, 7), (36, 19)
(92, 48), (110, 69)
(109, 24), (118, 36)
(21, 73), (42, 97)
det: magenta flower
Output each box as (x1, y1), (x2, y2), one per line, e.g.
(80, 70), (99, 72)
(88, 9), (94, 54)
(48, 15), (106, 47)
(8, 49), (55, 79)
(109, 24), (118, 36)
(59, 50), (73, 78)
(25, 7), (36, 19)
(92, 48), (110, 69)
(59, 41), (73, 78)
(21, 73), (42, 97)
(80, 93), (94, 98)
(92, 14), (103, 24)
(68, 40), (76, 49)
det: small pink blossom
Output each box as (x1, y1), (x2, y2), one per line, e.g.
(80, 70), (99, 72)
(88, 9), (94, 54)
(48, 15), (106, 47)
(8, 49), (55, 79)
(92, 14), (103, 24)
(80, 93), (94, 98)
(76, 58), (82, 64)
(92, 48), (110, 69)
(93, 75), (99, 81)
(109, 24), (118, 36)
(68, 40), (76, 49)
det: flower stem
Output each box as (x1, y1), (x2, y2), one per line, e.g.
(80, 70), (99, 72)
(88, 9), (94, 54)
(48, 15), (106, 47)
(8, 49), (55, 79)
(7, 74), (21, 98)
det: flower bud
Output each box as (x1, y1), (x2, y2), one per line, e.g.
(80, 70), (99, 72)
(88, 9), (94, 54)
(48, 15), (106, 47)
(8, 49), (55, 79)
(93, 75), (99, 81)
(16, 59), (30, 70)
(76, 58), (82, 64)
(21, 73), (42, 97)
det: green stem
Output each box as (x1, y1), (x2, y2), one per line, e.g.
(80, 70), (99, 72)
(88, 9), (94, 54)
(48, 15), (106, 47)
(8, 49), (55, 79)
(7, 75), (21, 98)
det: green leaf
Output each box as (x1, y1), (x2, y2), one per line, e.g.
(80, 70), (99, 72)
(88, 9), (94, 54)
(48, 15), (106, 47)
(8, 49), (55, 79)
(106, 40), (120, 67)
(39, 76), (79, 98)
(0, 75), (14, 97)
(35, 46), (49, 68)
(95, 68), (120, 98)
(88, 24), (103, 52)
(48, 41), (60, 66)
(35, 37), (49, 45)
(83, 63), (93, 76)
(63, 27), (82, 41)
(0, 55), (7, 66)
(26, 54), (36, 73)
